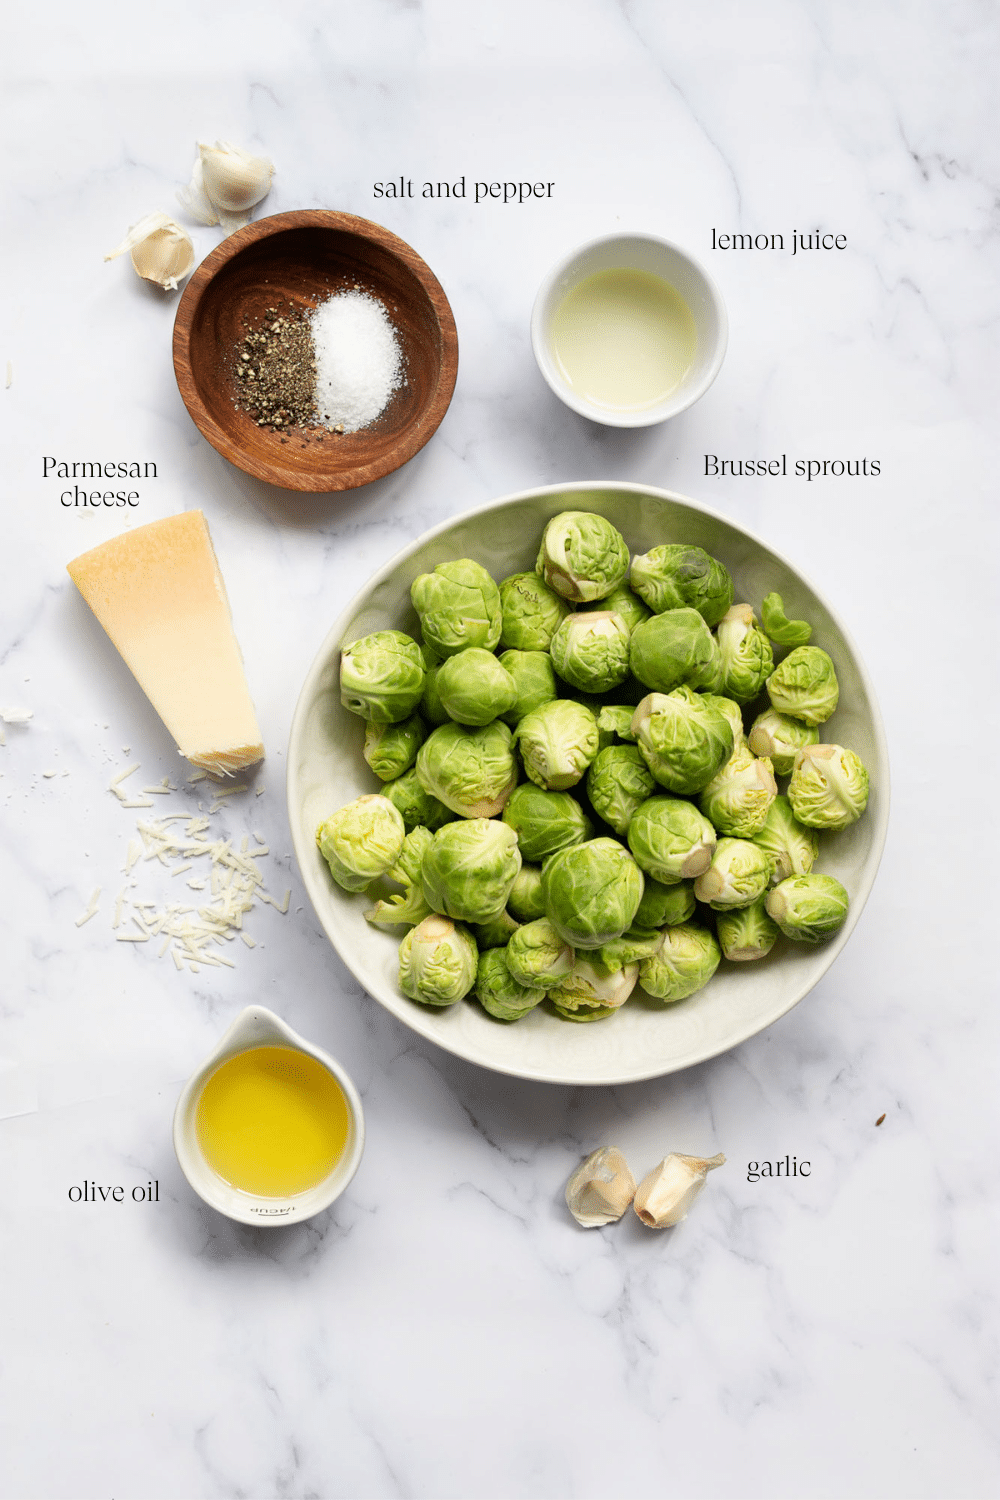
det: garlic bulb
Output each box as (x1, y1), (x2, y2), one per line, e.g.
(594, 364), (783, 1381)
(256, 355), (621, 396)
(565, 1146), (637, 1227)
(178, 141), (274, 234)
(633, 1152), (725, 1228)
(104, 212), (195, 292)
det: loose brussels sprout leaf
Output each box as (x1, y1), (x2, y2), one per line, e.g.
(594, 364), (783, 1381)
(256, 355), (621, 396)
(765, 874), (849, 944)
(582, 582), (651, 633)
(761, 592), (812, 647)
(381, 767), (456, 832)
(639, 924), (721, 1001)
(502, 782), (593, 862)
(473, 947), (542, 1021)
(598, 926), (662, 970)
(515, 698), (600, 791)
(536, 511), (629, 603)
(716, 895), (780, 962)
(550, 610), (631, 694)
(586, 745), (656, 836)
(421, 818), (522, 924)
(435, 647), (517, 726)
(366, 881), (434, 930)
(766, 646), (839, 725)
(497, 650), (559, 727)
(316, 794), (406, 893)
(507, 864), (546, 922)
(506, 917), (576, 988)
(632, 687), (734, 795)
(628, 544), (734, 626)
(716, 604), (775, 705)
(399, 915), (478, 1006)
(747, 707), (819, 775)
(340, 630), (426, 724)
(698, 745), (777, 838)
(633, 876), (696, 928)
(411, 559), (502, 657)
(471, 908), (520, 950)
(627, 795), (717, 884)
(498, 572), (570, 651)
(750, 794), (819, 882)
(629, 608), (721, 695)
(788, 743), (869, 829)
(416, 720), (519, 818)
(541, 837), (644, 949)
(596, 705), (638, 746)
(694, 837), (773, 909)
(549, 957), (639, 1020)
(363, 713), (426, 781)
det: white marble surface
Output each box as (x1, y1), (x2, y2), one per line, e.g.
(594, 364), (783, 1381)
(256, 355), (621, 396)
(2, 4), (998, 1497)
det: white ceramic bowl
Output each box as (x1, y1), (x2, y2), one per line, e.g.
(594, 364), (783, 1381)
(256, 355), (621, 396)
(531, 234), (728, 427)
(288, 482), (888, 1087)
(173, 1006), (365, 1225)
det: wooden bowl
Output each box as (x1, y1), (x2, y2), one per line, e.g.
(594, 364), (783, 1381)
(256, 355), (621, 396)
(172, 210), (459, 492)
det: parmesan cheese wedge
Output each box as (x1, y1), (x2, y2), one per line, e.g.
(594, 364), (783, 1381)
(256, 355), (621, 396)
(68, 511), (264, 776)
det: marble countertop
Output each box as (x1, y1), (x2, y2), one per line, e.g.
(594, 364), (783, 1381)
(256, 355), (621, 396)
(2, 4), (998, 1497)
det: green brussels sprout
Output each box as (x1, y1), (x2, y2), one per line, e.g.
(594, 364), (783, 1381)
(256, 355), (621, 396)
(418, 645), (450, 727)
(471, 908), (521, 950)
(515, 699), (600, 791)
(627, 795), (717, 884)
(541, 837), (644, 949)
(760, 592), (812, 647)
(634, 876), (696, 928)
(340, 630), (426, 724)
(473, 947), (542, 1021)
(628, 608), (721, 695)
(381, 767), (456, 832)
(747, 707), (820, 775)
(586, 745), (656, 836)
(597, 927), (662, 970)
(507, 865), (546, 922)
(410, 559), (502, 657)
(628, 544), (734, 626)
(536, 511), (629, 602)
(415, 720), (519, 818)
(435, 647), (518, 726)
(316, 794), (406, 892)
(716, 605), (775, 705)
(766, 646), (839, 725)
(550, 611), (631, 693)
(765, 874), (849, 944)
(501, 782), (593, 861)
(505, 917), (576, 988)
(596, 705), (638, 746)
(399, 915), (478, 1006)
(716, 896), (781, 962)
(549, 957), (639, 1020)
(498, 572), (570, 651)
(694, 837), (773, 909)
(582, 582), (651, 633)
(750, 795), (819, 883)
(787, 743), (869, 829)
(363, 713), (426, 781)
(700, 694), (746, 752)
(698, 745), (778, 838)
(421, 818), (522, 924)
(497, 650), (559, 726)
(632, 687), (735, 795)
(639, 924), (721, 1001)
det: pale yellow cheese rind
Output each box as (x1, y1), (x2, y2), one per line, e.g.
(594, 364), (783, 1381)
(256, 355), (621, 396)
(67, 510), (264, 774)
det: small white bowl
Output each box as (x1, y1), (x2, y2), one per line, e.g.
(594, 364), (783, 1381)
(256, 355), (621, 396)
(531, 233), (728, 427)
(173, 1006), (365, 1226)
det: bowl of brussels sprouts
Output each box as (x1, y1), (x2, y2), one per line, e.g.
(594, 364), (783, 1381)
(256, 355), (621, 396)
(288, 483), (888, 1085)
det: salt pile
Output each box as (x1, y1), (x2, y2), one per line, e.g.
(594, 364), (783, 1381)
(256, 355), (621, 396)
(311, 290), (404, 433)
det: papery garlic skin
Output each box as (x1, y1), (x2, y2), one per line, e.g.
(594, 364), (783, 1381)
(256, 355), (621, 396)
(104, 212), (195, 292)
(179, 141), (274, 234)
(565, 1146), (637, 1227)
(633, 1152), (725, 1228)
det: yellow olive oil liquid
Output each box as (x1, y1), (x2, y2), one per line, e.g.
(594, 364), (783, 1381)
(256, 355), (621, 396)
(550, 267), (697, 411)
(195, 1046), (350, 1197)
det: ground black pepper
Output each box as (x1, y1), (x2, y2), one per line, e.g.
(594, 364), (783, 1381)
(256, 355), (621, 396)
(233, 304), (323, 432)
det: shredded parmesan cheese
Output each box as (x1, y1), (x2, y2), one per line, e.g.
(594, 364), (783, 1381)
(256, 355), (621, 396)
(75, 887), (102, 926)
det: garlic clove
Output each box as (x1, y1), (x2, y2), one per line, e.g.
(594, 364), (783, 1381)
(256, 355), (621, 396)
(193, 140), (274, 234)
(176, 157), (219, 227)
(104, 212), (195, 292)
(633, 1152), (725, 1228)
(565, 1146), (637, 1227)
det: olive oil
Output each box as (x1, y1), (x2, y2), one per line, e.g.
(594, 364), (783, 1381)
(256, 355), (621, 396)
(195, 1045), (350, 1197)
(550, 268), (697, 411)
